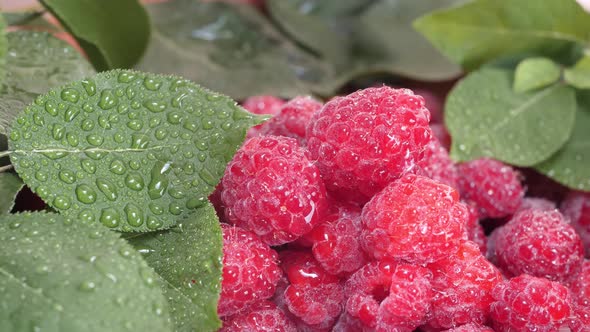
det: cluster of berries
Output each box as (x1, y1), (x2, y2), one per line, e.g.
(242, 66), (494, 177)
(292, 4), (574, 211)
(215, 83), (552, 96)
(210, 87), (590, 331)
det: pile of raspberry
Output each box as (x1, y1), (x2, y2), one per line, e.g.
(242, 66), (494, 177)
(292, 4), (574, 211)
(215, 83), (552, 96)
(212, 87), (590, 331)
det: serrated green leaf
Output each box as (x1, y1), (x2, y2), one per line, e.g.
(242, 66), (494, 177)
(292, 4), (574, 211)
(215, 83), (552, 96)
(0, 173), (24, 214)
(446, 68), (576, 166)
(414, 0), (590, 71)
(136, 0), (336, 99)
(128, 203), (222, 332)
(0, 31), (95, 136)
(564, 54), (590, 89)
(8, 69), (261, 232)
(0, 212), (172, 332)
(534, 90), (590, 191)
(514, 57), (561, 93)
(40, 0), (150, 71)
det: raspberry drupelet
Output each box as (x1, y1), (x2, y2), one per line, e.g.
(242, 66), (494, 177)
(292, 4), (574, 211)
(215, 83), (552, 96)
(306, 86), (433, 203)
(361, 173), (468, 264)
(220, 300), (296, 332)
(221, 136), (328, 245)
(418, 136), (459, 189)
(218, 224), (282, 317)
(561, 190), (590, 256)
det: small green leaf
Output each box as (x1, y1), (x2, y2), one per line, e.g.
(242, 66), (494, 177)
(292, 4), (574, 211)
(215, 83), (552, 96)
(40, 0), (150, 70)
(0, 212), (172, 332)
(513, 57), (561, 93)
(0, 173), (24, 214)
(414, 0), (590, 70)
(137, 0), (335, 99)
(534, 90), (590, 191)
(128, 203), (222, 332)
(446, 68), (576, 166)
(9, 69), (261, 232)
(0, 31), (95, 136)
(564, 54), (590, 89)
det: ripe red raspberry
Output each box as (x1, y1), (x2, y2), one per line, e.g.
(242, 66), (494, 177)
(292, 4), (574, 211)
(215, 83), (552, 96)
(344, 260), (433, 331)
(413, 88), (443, 124)
(279, 250), (344, 328)
(306, 86), (432, 202)
(441, 323), (495, 332)
(463, 201), (487, 255)
(242, 95), (284, 115)
(425, 241), (503, 329)
(305, 201), (368, 276)
(219, 224), (282, 317)
(361, 174), (467, 264)
(490, 274), (573, 331)
(255, 96), (322, 144)
(418, 137), (459, 189)
(568, 259), (590, 307)
(220, 300), (296, 332)
(430, 123), (451, 150)
(221, 136), (328, 245)
(493, 209), (584, 282)
(561, 191), (590, 256)
(517, 197), (556, 214)
(457, 158), (524, 219)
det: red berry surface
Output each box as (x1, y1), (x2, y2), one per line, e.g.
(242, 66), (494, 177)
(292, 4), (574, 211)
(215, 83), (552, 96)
(219, 224), (282, 317)
(221, 136), (328, 245)
(568, 259), (590, 308)
(517, 197), (557, 214)
(463, 201), (487, 254)
(306, 86), (432, 202)
(457, 158), (524, 218)
(344, 260), (433, 331)
(361, 174), (467, 264)
(490, 274), (573, 331)
(493, 209), (584, 282)
(430, 123), (451, 150)
(425, 241), (503, 329)
(561, 191), (590, 256)
(242, 95), (284, 115)
(442, 323), (495, 332)
(220, 300), (296, 332)
(418, 136), (459, 189)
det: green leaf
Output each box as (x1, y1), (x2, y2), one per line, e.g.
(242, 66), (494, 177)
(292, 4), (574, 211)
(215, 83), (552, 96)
(564, 54), (590, 89)
(414, 0), (590, 71)
(3, 11), (55, 30)
(0, 31), (95, 136)
(128, 203), (222, 332)
(0, 212), (172, 332)
(534, 90), (590, 191)
(0, 173), (24, 214)
(8, 69), (261, 232)
(40, 0), (150, 71)
(0, 14), (8, 85)
(514, 57), (562, 93)
(136, 0), (335, 99)
(446, 68), (576, 166)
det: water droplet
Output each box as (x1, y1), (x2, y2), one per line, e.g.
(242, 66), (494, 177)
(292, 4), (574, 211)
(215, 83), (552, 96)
(198, 168), (218, 186)
(183, 119), (198, 132)
(81, 119), (95, 131)
(66, 133), (79, 147)
(79, 280), (96, 292)
(149, 117), (160, 128)
(64, 106), (81, 122)
(118, 71), (137, 83)
(155, 128), (168, 140)
(85, 150), (107, 160)
(33, 113), (45, 126)
(186, 196), (206, 209)
(148, 203), (164, 215)
(146, 216), (163, 230)
(109, 160), (126, 175)
(129, 160), (141, 170)
(59, 170), (76, 184)
(81, 79), (97, 96)
(125, 172), (145, 191)
(44, 100), (58, 116)
(168, 203), (183, 215)
(83, 102), (94, 113)
(36, 265), (50, 275)
(100, 208), (120, 228)
(118, 247), (132, 258)
(127, 120), (143, 131)
(131, 133), (150, 149)
(167, 112), (182, 124)
(9, 130), (20, 141)
(143, 77), (162, 91)
(81, 159), (97, 174)
(201, 119), (214, 130)
(124, 203), (144, 227)
(53, 196), (71, 210)
(78, 209), (95, 223)
(76, 184), (97, 204)
(9, 220), (22, 229)
(98, 115), (111, 129)
(52, 124), (65, 140)
(61, 88), (80, 103)
(148, 161), (171, 199)
(42, 151), (68, 160)
(168, 187), (186, 199)
(86, 134), (104, 147)
(144, 100), (166, 113)
(98, 89), (118, 110)
(35, 170), (48, 182)
(96, 178), (118, 201)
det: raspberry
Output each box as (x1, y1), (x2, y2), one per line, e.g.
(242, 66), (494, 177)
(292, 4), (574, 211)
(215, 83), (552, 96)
(361, 174), (467, 264)
(490, 274), (573, 331)
(279, 250), (344, 328)
(413, 88), (443, 124)
(463, 201), (487, 254)
(561, 191), (590, 256)
(430, 123), (451, 150)
(493, 209), (584, 282)
(424, 241), (503, 329)
(255, 96), (322, 144)
(344, 260), (433, 331)
(221, 136), (328, 245)
(418, 137), (459, 189)
(306, 86), (432, 202)
(305, 201), (368, 276)
(242, 95), (284, 115)
(332, 312), (372, 332)
(220, 300), (296, 332)
(218, 224), (282, 317)
(441, 323), (495, 332)
(457, 158), (524, 219)
(517, 197), (556, 214)
(568, 259), (590, 307)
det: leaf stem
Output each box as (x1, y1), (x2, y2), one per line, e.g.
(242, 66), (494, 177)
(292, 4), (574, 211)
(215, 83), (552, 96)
(0, 165), (14, 173)
(0, 151), (12, 159)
